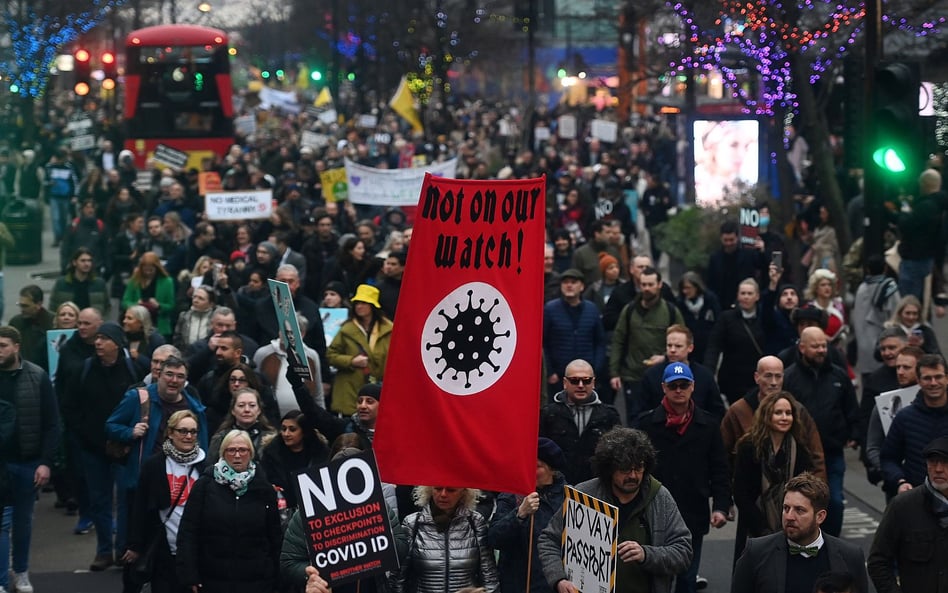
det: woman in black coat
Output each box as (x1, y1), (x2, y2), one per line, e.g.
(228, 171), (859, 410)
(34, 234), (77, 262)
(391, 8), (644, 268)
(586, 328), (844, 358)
(177, 429), (282, 593)
(704, 278), (766, 404)
(124, 410), (207, 593)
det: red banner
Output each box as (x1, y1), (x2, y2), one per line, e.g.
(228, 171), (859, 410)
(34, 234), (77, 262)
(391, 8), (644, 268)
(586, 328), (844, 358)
(373, 174), (545, 495)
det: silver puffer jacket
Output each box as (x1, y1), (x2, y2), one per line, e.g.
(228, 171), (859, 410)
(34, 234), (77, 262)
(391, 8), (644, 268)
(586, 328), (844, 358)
(392, 504), (499, 593)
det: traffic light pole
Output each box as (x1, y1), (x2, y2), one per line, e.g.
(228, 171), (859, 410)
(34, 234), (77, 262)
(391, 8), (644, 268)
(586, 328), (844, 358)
(864, 0), (884, 263)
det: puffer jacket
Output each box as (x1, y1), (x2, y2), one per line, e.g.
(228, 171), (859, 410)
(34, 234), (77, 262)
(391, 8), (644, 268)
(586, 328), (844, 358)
(880, 391), (948, 489)
(393, 504), (499, 593)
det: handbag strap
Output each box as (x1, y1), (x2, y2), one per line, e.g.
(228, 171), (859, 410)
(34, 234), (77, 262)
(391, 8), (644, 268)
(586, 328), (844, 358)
(162, 465), (193, 524)
(742, 318), (764, 357)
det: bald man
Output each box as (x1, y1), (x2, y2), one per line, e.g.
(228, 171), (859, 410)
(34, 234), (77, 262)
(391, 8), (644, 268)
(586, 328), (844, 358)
(783, 327), (859, 537)
(720, 355), (826, 479)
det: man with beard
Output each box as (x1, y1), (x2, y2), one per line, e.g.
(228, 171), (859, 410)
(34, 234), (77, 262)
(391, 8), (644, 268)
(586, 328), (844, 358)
(732, 473), (867, 593)
(610, 267), (684, 421)
(538, 427), (692, 593)
(783, 328), (859, 537)
(761, 262), (800, 354)
(602, 255), (676, 331)
(49, 247), (111, 316)
(59, 200), (107, 273)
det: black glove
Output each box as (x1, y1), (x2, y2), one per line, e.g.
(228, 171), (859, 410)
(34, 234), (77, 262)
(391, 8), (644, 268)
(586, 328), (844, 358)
(284, 361), (305, 390)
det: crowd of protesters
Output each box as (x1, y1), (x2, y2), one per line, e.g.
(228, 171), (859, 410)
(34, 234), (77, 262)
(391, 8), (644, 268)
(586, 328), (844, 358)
(0, 93), (946, 593)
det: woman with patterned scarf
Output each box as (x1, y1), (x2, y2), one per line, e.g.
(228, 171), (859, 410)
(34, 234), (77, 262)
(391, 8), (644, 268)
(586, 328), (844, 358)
(123, 410), (207, 593)
(176, 429), (283, 593)
(732, 391), (819, 564)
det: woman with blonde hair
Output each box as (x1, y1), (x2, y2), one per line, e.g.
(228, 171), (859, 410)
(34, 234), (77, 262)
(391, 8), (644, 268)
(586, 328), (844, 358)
(122, 252), (176, 339)
(122, 304), (166, 362)
(393, 486), (498, 593)
(207, 388), (276, 464)
(805, 268), (847, 346)
(123, 410), (207, 593)
(54, 301), (81, 329)
(889, 294), (941, 354)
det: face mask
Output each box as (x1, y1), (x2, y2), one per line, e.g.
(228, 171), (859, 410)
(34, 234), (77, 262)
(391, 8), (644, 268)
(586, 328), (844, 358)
(759, 216), (770, 228)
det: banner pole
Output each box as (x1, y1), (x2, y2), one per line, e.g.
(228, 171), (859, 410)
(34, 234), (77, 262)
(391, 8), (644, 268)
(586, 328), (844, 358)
(525, 513), (535, 593)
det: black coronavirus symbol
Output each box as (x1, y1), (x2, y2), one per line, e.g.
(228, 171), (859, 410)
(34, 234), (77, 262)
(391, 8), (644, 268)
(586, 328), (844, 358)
(421, 282), (516, 395)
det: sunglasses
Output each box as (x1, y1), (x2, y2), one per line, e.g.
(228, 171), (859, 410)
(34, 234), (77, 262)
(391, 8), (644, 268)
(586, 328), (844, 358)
(565, 376), (594, 386)
(666, 381), (692, 391)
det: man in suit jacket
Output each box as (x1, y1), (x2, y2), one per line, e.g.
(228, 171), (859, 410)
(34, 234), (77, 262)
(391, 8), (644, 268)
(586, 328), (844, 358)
(732, 473), (868, 593)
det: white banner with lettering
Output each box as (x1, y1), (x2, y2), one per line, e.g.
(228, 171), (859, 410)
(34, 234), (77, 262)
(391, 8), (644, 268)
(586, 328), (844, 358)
(344, 158), (458, 206)
(205, 190), (273, 221)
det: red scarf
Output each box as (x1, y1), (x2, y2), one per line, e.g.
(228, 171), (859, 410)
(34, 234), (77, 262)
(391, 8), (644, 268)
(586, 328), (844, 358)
(662, 397), (695, 436)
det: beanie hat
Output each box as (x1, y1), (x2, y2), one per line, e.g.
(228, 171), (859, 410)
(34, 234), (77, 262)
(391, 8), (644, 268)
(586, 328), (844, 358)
(598, 252), (619, 275)
(96, 322), (128, 349)
(537, 437), (566, 471)
(323, 281), (348, 298)
(358, 382), (382, 402)
(257, 241), (279, 259)
(230, 250), (247, 263)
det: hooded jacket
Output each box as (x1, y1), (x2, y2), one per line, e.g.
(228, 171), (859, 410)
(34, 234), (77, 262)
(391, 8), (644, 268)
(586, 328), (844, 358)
(537, 476), (692, 593)
(539, 390), (621, 484)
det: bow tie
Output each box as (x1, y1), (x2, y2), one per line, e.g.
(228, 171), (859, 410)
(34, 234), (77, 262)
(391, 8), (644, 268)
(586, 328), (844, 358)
(789, 544), (819, 556)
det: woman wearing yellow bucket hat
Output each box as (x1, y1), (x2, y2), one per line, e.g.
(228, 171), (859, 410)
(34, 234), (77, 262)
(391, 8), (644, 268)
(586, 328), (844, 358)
(326, 284), (393, 417)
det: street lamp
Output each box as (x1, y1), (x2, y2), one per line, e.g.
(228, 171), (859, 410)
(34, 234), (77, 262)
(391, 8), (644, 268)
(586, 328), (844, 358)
(197, 2), (212, 16)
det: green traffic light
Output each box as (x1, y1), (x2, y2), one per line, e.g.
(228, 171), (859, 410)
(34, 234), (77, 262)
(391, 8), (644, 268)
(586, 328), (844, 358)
(276, 69), (285, 78)
(310, 70), (322, 81)
(347, 72), (355, 81)
(261, 71), (270, 79)
(872, 147), (907, 173)
(557, 68), (567, 78)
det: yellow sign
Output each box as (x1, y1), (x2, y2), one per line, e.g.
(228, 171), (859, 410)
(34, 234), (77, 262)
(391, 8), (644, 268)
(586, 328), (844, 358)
(319, 167), (348, 202)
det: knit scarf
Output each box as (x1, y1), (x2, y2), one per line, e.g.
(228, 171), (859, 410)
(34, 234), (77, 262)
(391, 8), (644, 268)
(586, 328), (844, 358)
(662, 397), (694, 436)
(683, 296), (704, 317)
(213, 458), (256, 496)
(925, 477), (948, 528)
(162, 439), (201, 465)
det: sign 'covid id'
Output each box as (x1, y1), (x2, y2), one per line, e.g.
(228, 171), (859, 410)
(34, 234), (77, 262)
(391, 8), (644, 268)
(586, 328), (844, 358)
(296, 451), (398, 586)
(562, 486), (618, 593)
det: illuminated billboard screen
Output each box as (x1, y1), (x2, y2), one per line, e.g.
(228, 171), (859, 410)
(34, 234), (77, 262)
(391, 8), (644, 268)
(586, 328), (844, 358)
(693, 119), (759, 207)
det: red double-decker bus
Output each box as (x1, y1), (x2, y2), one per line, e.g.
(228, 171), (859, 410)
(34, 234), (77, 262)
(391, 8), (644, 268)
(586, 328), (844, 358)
(123, 24), (235, 169)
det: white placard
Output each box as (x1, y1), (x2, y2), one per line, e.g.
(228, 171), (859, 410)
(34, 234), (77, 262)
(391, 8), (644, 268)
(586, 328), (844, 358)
(205, 190), (273, 221)
(876, 386), (916, 435)
(357, 114), (379, 129)
(558, 115), (577, 139)
(317, 108), (338, 124)
(234, 114), (256, 136)
(344, 158), (458, 206)
(562, 486), (617, 593)
(590, 119), (619, 143)
(535, 126), (551, 141)
(70, 134), (96, 151)
(301, 130), (330, 149)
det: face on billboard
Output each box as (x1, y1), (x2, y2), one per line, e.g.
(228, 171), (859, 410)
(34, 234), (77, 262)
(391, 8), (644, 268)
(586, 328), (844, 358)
(693, 120), (759, 207)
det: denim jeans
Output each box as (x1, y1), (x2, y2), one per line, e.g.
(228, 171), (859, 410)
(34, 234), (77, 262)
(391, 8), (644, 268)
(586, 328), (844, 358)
(0, 460), (41, 586)
(898, 258), (933, 301)
(674, 531), (703, 593)
(824, 452), (846, 537)
(48, 197), (73, 242)
(80, 449), (127, 557)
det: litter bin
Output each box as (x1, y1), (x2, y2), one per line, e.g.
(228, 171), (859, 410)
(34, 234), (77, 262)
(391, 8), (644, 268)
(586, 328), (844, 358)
(2, 198), (42, 265)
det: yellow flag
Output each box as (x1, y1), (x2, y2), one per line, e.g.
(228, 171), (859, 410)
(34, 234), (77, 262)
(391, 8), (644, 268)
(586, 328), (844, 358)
(389, 76), (423, 133)
(314, 87), (333, 107)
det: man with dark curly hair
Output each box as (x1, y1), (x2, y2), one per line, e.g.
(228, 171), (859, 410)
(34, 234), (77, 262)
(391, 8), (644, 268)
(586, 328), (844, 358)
(537, 427), (693, 593)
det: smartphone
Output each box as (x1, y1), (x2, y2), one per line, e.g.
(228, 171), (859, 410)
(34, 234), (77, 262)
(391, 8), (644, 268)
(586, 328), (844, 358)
(771, 251), (782, 270)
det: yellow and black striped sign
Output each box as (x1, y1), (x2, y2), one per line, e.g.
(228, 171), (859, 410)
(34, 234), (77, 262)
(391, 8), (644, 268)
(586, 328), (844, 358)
(560, 486), (618, 593)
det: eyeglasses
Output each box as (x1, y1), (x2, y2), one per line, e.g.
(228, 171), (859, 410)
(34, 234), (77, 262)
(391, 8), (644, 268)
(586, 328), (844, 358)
(224, 447), (251, 456)
(666, 381), (692, 391)
(229, 376), (248, 384)
(565, 377), (594, 385)
(16, 302), (33, 308)
(173, 428), (199, 436)
(162, 371), (187, 382)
